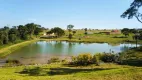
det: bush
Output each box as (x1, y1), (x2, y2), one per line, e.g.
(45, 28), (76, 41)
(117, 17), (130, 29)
(48, 57), (60, 63)
(100, 53), (116, 63)
(71, 53), (96, 66)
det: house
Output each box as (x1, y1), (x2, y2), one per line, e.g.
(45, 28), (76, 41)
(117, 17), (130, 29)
(111, 30), (121, 34)
(41, 32), (57, 39)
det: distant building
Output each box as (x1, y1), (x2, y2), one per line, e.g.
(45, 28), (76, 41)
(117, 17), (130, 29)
(111, 30), (121, 34)
(41, 33), (57, 39)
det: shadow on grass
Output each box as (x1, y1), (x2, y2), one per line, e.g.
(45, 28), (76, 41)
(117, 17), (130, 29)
(18, 67), (115, 76)
(120, 59), (142, 67)
(47, 67), (114, 76)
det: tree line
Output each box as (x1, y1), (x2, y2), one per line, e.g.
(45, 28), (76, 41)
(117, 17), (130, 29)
(121, 28), (142, 39)
(0, 23), (44, 45)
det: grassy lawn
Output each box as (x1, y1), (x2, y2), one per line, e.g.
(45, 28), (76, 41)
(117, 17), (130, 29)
(0, 63), (142, 80)
(43, 30), (140, 44)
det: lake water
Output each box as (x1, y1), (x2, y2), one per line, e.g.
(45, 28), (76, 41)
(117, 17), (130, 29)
(1, 41), (139, 65)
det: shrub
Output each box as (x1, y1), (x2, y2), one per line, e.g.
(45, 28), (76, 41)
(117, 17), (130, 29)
(100, 53), (116, 63)
(48, 57), (60, 63)
(71, 53), (95, 66)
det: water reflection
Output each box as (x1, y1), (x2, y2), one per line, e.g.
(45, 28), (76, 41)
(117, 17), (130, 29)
(5, 41), (140, 63)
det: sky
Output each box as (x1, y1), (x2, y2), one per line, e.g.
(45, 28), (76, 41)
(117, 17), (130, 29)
(0, 0), (141, 29)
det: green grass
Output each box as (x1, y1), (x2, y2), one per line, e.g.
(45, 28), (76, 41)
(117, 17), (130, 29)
(42, 30), (140, 44)
(0, 63), (142, 80)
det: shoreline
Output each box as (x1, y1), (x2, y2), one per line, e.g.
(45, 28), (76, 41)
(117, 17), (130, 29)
(40, 38), (142, 44)
(0, 38), (141, 58)
(0, 39), (39, 58)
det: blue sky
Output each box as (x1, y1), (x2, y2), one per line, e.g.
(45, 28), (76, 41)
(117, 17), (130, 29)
(0, 0), (141, 29)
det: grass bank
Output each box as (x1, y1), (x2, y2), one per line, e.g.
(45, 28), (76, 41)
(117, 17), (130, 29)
(0, 63), (142, 80)
(0, 39), (39, 58)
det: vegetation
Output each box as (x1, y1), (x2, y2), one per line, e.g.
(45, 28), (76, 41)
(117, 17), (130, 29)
(121, 0), (142, 23)
(0, 62), (142, 80)
(0, 40), (38, 57)
(0, 23), (43, 45)
(118, 46), (142, 66)
(67, 24), (74, 32)
(49, 27), (65, 37)
(71, 53), (95, 66)
(70, 53), (118, 66)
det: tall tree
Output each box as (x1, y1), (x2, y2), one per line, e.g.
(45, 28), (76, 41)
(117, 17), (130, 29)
(34, 27), (42, 38)
(8, 28), (18, 43)
(67, 24), (74, 32)
(25, 23), (37, 38)
(17, 25), (28, 40)
(50, 27), (65, 37)
(84, 28), (88, 35)
(121, 0), (142, 23)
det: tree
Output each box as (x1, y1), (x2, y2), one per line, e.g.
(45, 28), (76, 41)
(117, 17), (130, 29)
(17, 25), (28, 40)
(129, 29), (137, 34)
(67, 24), (74, 32)
(50, 27), (65, 37)
(84, 28), (88, 35)
(25, 23), (37, 38)
(34, 27), (42, 38)
(0, 28), (9, 44)
(68, 33), (73, 40)
(9, 34), (17, 43)
(0, 30), (4, 44)
(121, 28), (130, 37)
(121, 0), (142, 23)
(8, 28), (18, 43)
(73, 31), (76, 35)
(3, 31), (8, 44)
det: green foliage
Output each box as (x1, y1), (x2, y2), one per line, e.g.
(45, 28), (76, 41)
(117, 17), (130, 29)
(67, 24), (74, 32)
(9, 34), (17, 43)
(34, 27), (43, 37)
(68, 33), (73, 40)
(50, 27), (65, 37)
(100, 53), (117, 63)
(71, 53), (96, 66)
(73, 31), (76, 35)
(25, 23), (37, 38)
(17, 25), (28, 40)
(121, 0), (142, 23)
(121, 28), (130, 37)
(0, 23), (43, 45)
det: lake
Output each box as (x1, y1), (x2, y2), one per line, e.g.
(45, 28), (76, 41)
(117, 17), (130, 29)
(1, 41), (139, 65)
